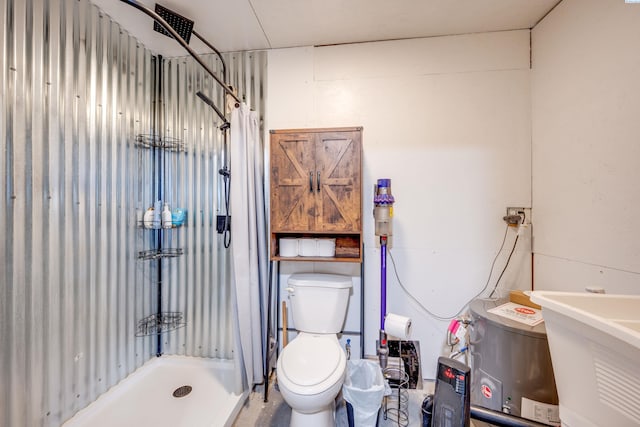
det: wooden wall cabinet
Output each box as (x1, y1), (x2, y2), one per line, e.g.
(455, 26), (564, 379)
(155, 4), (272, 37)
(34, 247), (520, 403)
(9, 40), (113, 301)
(270, 127), (362, 262)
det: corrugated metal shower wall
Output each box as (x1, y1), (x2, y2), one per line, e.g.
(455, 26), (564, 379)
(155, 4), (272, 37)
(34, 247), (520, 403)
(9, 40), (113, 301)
(160, 51), (267, 358)
(0, 0), (268, 424)
(0, 0), (156, 425)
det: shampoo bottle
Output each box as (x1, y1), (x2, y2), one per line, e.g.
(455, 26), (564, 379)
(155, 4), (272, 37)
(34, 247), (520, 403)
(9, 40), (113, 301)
(162, 203), (172, 229)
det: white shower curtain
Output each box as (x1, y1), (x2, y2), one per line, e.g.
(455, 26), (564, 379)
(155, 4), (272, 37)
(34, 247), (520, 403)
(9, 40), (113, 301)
(230, 103), (268, 386)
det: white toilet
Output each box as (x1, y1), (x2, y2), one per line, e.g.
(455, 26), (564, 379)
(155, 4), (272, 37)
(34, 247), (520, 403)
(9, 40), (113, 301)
(277, 273), (353, 427)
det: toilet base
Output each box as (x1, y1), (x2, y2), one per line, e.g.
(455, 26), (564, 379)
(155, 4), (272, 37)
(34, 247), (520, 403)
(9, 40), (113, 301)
(290, 401), (335, 427)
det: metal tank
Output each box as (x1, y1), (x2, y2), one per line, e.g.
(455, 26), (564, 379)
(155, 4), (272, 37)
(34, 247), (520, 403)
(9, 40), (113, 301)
(469, 299), (559, 425)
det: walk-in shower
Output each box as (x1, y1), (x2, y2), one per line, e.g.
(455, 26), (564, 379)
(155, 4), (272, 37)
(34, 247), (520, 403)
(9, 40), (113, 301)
(0, 0), (266, 425)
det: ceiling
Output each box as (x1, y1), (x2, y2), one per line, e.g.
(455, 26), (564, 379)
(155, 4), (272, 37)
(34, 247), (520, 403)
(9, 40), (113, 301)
(92, 0), (562, 57)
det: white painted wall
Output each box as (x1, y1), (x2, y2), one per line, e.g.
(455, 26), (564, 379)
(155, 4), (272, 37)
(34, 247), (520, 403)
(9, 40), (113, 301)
(531, 0), (640, 294)
(266, 30), (532, 378)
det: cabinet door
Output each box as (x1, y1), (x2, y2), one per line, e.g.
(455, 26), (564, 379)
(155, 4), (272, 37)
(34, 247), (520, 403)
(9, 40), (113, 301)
(315, 131), (361, 232)
(270, 132), (317, 232)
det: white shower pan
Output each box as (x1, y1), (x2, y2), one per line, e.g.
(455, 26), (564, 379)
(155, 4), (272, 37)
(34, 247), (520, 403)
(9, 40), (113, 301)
(63, 355), (248, 427)
(531, 291), (640, 427)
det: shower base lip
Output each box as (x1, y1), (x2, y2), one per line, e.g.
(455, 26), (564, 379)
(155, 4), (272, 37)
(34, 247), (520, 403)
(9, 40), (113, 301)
(63, 355), (247, 427)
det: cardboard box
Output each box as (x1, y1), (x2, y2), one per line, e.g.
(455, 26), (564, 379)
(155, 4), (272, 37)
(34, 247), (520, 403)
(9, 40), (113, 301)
(509, 290), (542, 310)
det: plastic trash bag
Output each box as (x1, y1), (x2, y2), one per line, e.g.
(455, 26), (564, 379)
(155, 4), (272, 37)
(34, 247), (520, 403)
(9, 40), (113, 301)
(342, 359), (386, 427)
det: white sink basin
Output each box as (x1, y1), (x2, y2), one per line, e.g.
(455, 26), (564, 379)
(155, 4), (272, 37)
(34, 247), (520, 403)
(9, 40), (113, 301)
(531, 291), (640, 427)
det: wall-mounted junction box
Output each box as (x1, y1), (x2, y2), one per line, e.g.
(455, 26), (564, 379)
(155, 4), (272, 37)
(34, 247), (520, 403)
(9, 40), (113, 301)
(504, 207), (531, 226)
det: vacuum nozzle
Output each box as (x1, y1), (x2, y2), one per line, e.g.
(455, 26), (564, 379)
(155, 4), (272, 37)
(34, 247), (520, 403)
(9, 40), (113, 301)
(377, 330), (389, 369)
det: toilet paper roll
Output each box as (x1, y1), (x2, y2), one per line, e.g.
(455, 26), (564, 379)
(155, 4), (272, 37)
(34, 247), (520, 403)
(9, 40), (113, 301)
(298, 238), (318, 257)
(384, 313), (412, 340)
(316, 238), (336, 257)
(279, 238), (299, 257)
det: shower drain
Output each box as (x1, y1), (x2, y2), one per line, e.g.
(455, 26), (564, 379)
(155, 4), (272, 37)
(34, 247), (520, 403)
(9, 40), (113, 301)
(172, 385), (193, 398)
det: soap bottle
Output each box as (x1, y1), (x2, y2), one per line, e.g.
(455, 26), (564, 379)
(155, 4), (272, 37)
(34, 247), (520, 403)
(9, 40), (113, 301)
(162, 203), (172, 229)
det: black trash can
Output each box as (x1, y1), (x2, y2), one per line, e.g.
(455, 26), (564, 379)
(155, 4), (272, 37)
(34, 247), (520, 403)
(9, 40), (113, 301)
(422, 394), (433, 427)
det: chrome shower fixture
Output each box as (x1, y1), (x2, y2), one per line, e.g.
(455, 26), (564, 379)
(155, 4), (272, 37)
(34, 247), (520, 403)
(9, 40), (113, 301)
(219, 167), (230, 178)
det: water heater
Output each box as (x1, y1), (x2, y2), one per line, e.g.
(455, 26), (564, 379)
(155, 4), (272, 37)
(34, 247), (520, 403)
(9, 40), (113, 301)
(469, 298), (560, 426)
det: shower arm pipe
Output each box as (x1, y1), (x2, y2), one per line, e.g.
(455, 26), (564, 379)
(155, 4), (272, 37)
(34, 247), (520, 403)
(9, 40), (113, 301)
(118, 0), (241, 105)
(191, 26), (233, 248)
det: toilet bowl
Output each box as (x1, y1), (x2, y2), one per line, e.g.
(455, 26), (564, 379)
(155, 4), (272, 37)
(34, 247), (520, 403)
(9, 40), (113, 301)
(276, 273), (353, 427)
(277, 334), (346, 426)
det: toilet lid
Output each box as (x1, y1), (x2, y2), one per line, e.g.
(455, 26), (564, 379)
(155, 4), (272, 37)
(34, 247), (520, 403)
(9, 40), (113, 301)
(281, 335), (342, 387)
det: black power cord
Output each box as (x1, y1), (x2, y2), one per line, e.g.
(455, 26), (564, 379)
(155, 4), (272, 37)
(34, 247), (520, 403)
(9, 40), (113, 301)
(489, 233), (520, 298)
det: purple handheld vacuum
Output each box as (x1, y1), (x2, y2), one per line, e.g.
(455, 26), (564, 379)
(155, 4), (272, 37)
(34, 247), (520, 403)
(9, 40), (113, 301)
(374, 178), (394, 369)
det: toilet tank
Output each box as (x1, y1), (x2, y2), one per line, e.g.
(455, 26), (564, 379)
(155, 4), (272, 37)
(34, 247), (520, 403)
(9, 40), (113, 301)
(287, 273), (352, 334)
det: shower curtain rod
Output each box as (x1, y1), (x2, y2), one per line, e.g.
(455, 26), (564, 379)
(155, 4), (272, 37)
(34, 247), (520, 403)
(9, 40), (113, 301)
(192, 30), (233, 126)
(119, 0), (241, 107)
(193, 30), (227, 83)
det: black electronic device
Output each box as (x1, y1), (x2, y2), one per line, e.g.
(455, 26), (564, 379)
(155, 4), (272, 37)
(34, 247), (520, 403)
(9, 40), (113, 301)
(387, 340), (422, 389)
(431, 356), (471, 427)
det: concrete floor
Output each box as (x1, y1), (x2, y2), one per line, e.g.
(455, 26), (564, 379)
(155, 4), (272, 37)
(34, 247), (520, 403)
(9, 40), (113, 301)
(231, 373), (491, 426)
(231, 373), (439, 427)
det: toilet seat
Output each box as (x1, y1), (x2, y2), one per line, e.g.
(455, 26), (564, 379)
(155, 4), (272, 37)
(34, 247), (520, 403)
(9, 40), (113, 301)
(278, 334), (346, 396)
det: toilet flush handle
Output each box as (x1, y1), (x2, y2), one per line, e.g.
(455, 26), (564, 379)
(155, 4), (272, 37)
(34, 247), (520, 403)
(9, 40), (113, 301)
(285, 287), (295, 294)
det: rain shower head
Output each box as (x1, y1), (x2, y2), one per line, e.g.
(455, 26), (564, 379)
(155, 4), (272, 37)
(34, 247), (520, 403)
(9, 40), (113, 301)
(153, 3), (194, 44)
(148, 3), (234, 128)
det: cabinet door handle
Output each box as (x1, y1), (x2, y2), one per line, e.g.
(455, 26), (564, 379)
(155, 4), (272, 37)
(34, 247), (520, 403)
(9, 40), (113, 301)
(317, 171), (321, 192)
(309, 171), (313, 193)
